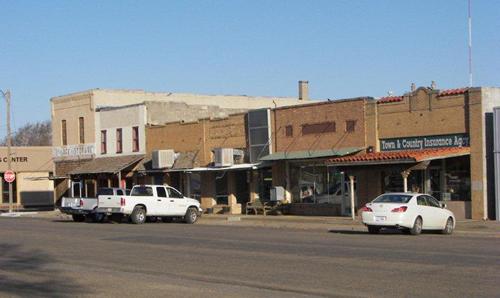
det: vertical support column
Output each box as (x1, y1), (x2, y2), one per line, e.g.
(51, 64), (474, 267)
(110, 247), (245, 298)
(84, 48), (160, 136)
(200, 171), (216, 210)
(118, 171), (122, 188)
(249, 170), (259, 203)
(401, 170), (410, 193)
(349, 175), (355, 220)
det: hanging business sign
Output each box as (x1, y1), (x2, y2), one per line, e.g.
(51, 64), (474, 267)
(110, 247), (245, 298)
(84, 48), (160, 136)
(380, 133), (470, 151)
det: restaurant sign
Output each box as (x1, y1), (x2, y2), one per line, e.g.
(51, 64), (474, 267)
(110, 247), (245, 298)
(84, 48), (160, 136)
(380, 133), (470, 151)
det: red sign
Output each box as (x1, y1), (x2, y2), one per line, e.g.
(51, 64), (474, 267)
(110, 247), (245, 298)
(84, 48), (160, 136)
(4, 170), (15, 183)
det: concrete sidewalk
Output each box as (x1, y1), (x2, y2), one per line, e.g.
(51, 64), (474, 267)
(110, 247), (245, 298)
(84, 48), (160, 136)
(200, 214), (500, 236)
(10, 209), (500, 237)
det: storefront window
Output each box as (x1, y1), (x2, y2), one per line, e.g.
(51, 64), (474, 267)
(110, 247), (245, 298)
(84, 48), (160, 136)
(189, 172), (201, 201)
(2, 178), (17, 204)
(442, 156), (470, 201)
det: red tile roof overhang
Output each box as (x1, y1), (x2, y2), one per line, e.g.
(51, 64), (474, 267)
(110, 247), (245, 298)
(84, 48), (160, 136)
(326, 147), (470, 166)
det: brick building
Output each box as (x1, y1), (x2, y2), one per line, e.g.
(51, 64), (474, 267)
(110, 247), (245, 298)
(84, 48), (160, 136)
(243, 85), (499, 220)
(51, 87), (307, 202)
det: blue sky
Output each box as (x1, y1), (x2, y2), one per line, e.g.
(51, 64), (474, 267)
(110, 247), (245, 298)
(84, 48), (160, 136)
(0, 0), (498, 136)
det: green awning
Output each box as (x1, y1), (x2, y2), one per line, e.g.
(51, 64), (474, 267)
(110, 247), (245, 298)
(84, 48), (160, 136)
(259, 147), (363, 161)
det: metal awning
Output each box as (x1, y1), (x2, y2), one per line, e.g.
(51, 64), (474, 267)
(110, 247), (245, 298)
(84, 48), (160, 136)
(68, 155), (144, 175)
(186, 163), (260, 172)
(259, 147), (363, 161)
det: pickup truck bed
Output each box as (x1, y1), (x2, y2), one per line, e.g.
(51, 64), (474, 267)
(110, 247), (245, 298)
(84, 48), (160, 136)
(59, 187), (128, 222)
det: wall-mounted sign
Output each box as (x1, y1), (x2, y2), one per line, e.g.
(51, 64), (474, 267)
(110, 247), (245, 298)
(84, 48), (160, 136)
(380, 133), (469, 151)
(0, 157), (28, 163)
(53, 144), (95, 160)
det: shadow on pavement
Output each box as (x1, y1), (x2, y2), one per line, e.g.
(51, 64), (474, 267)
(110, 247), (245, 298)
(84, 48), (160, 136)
(0, 244), (87, 297)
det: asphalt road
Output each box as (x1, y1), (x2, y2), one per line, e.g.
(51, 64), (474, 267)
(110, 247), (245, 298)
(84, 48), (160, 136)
(0, 217), (498, 298)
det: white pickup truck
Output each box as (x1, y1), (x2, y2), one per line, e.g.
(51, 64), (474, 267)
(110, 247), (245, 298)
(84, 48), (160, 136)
(96, 185), (202, 224)
(60, 187), (129, 222)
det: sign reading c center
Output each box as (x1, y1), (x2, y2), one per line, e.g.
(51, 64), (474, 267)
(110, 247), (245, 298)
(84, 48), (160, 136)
(380, 133), (470, 151)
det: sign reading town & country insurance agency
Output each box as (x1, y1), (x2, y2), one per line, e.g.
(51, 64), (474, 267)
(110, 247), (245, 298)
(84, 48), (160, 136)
(380, 133), (470, 151)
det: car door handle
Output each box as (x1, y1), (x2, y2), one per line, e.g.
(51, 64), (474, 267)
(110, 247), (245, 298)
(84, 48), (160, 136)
(157, 199), (161, 201)
(170, 200), (174, 202)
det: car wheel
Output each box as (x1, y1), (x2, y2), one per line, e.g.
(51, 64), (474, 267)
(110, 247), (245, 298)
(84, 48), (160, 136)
(367, 225), (380, 234)
(184, 207), (198, 224)
(72, 214), (85, 222)
(441, 217), (454, 235)
(131, 207), (146, 224)
(91, 213), (105, 223)
(410, 217), (423, 235)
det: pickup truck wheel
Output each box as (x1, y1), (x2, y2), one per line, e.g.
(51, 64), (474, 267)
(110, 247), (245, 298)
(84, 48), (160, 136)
(91, 213), (105, 223)
(72, 214), (85, 222)
(131, 207), (146, 224)
(184, 207), (198, 224)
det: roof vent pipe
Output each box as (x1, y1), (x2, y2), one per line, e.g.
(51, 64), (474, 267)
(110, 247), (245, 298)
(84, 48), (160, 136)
(298, 80), (309, 100)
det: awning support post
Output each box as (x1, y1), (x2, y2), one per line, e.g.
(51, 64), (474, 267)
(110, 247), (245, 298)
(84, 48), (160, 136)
(349, 175), (355, 220)
(401, 170), (410, 192)
(118, 171), (122, 189)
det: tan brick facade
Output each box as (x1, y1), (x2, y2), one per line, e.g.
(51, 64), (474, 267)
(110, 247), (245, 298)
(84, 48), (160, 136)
(146, 113), (247, 166)
(273, 99), (369, 152)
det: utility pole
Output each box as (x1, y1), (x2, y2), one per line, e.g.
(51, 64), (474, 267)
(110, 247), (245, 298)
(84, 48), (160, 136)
(6, 90), (12, 213)
(468, 0), (473, 87)
(0, 89), (13, 213)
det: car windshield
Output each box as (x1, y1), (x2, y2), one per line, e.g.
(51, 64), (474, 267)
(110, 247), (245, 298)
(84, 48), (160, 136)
(130, 186), (153, 196)
(97, 188), (114, 196)
(373, 194), (412, 204)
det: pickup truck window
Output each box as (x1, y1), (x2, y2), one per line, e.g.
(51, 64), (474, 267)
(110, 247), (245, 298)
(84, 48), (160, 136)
(97, 188), (114, 196)
(131, 186), (153, 196)
(167, 187), (184, 199)
(156, 187), (167, 198)
(116, 189), (124, 196)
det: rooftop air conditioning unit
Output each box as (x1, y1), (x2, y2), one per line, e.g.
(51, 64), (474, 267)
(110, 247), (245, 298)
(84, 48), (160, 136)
(152, 149), (175, 169)
(214, 148), (234, 167)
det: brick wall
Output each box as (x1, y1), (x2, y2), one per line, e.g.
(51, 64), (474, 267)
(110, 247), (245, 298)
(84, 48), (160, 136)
(273, 99), (368, 152)
(146, 113), (247, 166)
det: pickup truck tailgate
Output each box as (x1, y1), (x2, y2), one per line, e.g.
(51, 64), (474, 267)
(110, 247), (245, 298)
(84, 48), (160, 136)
(98, 195), (122, 209)
(61, 197), (80, 208)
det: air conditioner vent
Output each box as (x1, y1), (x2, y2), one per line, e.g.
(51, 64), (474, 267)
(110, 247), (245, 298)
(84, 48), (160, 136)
(152, 150), (175, 169)
(214, 148), (234, 167)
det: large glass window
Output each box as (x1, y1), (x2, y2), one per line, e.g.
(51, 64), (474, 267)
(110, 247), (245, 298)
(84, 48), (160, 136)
(188, 173), (201, 201)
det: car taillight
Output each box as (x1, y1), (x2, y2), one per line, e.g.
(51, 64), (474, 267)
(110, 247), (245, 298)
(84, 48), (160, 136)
(360, 205), (373, 212)
(79, 199), (84, 207)
(391, 206), (408, 213)
(120, 197), (126, 206)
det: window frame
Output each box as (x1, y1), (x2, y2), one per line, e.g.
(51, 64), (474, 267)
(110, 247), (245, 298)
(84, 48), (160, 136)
(116, 128), (123, 154)
(345, 120), (356, 133)
(285, 125), (293, 137)
(79, 117), (85, 144)
(100, 130), (107, 154)
(132, 126), (139, 152)
(61, 120), (67, 146)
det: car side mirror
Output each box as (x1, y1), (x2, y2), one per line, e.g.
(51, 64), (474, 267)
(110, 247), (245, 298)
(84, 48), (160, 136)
(440, 202), (447, 209)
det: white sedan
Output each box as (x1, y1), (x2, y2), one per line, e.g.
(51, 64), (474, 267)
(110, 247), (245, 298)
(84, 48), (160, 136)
(360, 193), (455, 235)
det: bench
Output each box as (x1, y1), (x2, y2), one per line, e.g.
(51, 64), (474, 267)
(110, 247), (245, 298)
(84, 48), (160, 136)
(245, 199), (273, 216)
